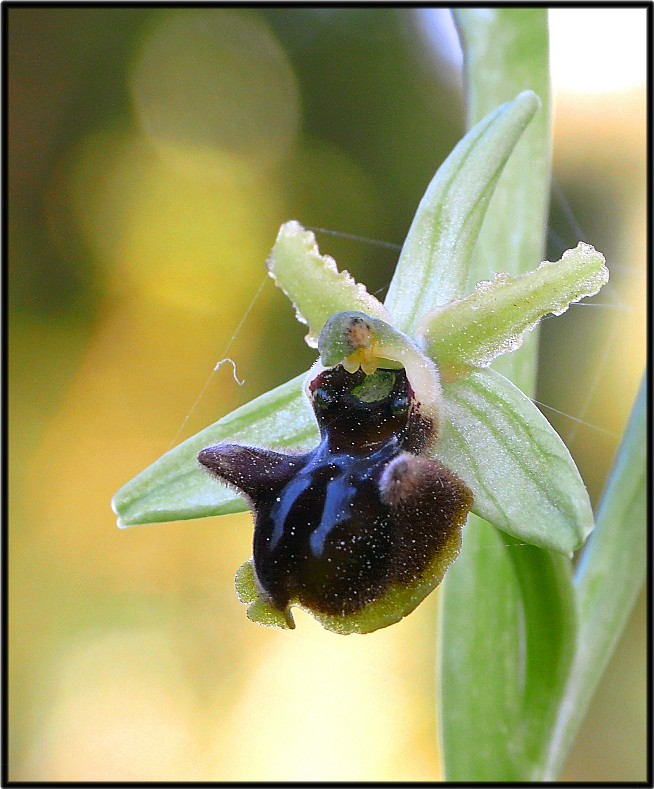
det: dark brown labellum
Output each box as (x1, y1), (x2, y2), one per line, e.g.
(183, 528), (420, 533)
(198, 364), (472, 625)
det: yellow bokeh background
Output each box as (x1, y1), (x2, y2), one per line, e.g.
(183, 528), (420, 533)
(8, 7), (646, 781)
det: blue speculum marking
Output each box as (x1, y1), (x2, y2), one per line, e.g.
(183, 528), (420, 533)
(269, 474), (313, 552)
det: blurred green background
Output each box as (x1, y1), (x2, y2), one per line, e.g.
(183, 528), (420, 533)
(8, 7), (646, 781)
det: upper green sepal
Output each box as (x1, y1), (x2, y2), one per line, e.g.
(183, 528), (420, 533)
(384, 90), (540, 335)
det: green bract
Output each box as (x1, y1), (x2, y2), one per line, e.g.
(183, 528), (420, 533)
(112, 90), (607, 630)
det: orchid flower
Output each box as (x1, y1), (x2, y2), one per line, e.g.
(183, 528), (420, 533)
(112, 91), (608, 635)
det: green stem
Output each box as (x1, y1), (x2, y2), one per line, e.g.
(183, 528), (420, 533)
(438, 10), (573, 782)
(543, 376), (647, 778)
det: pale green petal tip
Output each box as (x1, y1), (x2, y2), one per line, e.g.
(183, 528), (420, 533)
(267, 220), (389, 348)
(419, 243), (609, 381)
(552, 242), (609, 308)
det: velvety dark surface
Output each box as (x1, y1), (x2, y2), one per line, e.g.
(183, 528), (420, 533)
(200, 365), (472, 616)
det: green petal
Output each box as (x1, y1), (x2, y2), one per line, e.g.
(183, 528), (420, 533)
(436, 368), (594, 554)
(419, 243), (608, 381)
(112, 373), (318, 527)
(438, 516), (577, 780)
(266, 220), (390, 348)
(383, 90), (539, 336)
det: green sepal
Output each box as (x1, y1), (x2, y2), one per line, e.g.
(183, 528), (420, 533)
(112, 373), (317, 527)
(384, 90), (540, 336)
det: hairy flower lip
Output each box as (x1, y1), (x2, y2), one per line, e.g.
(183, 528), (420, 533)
(200, 361), (473, 634)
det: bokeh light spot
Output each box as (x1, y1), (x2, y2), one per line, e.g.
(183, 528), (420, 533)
(68, 129), (282, 313)
(549, 8), (646, 95)
(22, 630), (199, 781)
(131, 10), (300, 175)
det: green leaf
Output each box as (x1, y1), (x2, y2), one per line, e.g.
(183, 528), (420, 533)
(543, 375), (647, 779)
(383, 89), (539, 337)
(266, 220), (390, 347)
(438, 516), (577, 781)
(436, 369), (594, 554)
(420, 243), (608, 381)
(112, 373), (318, 527)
